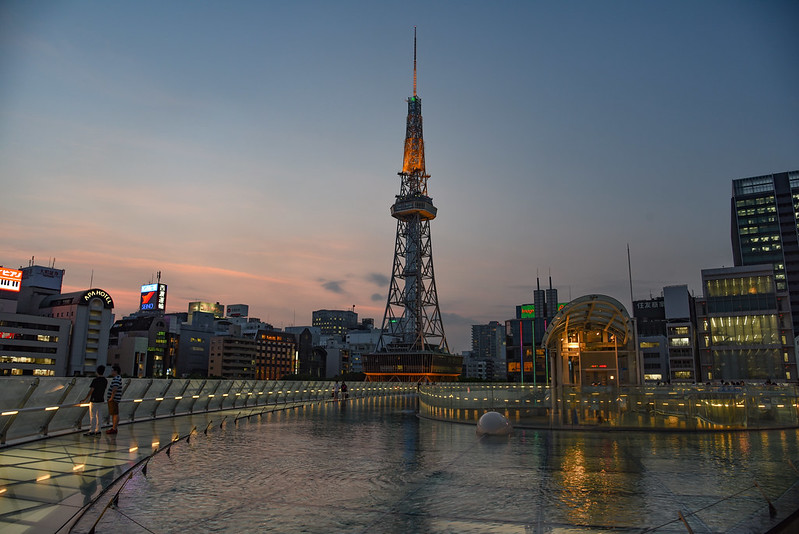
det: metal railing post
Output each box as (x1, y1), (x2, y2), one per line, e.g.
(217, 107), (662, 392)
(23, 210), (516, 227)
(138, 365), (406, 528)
(188, 380), (207, 413)
(42, 378), (76, 436)
(0, 378), (40, 445)
(151, 379), (175, 419)
(129, 379), (153, 422)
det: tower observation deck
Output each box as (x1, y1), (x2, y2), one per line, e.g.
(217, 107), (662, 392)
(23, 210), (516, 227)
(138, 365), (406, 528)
(363, 29), (463, 383)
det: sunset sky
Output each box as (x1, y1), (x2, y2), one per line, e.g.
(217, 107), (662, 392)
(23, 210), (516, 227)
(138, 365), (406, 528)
(2, 1), (798, 353)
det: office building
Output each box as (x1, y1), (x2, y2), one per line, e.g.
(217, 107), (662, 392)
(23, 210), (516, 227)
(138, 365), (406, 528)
(312, 309), (358, 338)
(0, 313), (71, 376)
(696, 265), (796, 382)
(209, 336), (258, 379)
(732, 170), (799, 336)
(471, 321), (507, 381)
(108, 315), (168, 377)
(255, 330), (297, 380)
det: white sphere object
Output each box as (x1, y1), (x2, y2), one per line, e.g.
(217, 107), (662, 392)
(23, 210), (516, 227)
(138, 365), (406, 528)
(476, 411), (513, 436)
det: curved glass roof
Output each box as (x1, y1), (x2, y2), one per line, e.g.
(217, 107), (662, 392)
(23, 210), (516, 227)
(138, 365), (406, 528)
(542, 294), (632, 346)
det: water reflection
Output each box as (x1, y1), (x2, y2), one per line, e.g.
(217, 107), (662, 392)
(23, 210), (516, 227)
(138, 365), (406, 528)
(87, 395), (799, 533)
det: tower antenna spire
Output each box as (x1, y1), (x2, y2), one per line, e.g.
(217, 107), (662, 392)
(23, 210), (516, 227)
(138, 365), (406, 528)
(413, 26), (417, 97)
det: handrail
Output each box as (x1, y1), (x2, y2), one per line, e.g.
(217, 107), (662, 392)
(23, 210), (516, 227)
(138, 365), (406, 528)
(0, 378), (414, 446)
(418, 382), (799, 431)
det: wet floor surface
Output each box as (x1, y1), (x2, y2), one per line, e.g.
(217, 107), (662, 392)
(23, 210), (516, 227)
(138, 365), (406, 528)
(57, 395), (799, 534)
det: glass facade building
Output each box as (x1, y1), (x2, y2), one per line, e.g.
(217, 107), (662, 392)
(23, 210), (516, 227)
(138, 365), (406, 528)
(731, 170), (799, 336)
(697, 266), (795, 382)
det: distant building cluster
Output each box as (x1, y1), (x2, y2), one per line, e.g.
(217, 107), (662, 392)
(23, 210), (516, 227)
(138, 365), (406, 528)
(3, 169), (799, 385)
(0, 266), (379, 380)
(464, 170), (799, 386)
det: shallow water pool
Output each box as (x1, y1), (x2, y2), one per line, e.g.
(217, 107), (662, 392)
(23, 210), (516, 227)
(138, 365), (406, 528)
(87, 395), (799, 533)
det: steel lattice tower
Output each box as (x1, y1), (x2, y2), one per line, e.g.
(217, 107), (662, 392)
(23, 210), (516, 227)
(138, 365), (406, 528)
(377, 28), (448, 355)
(364, 31), (461, 383)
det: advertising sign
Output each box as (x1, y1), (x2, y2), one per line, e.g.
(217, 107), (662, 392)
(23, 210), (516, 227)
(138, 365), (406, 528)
(0, 268), (22, 293)
(140, 283), (167, 311)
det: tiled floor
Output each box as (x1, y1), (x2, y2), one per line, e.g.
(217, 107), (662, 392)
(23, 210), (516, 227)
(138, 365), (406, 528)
(0, 408), (259, 533)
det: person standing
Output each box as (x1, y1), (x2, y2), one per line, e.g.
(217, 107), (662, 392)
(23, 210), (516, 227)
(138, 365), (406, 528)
(106, 364), (122, 434)
(81, 365), (107, 437)
(341, 381), (348, 400)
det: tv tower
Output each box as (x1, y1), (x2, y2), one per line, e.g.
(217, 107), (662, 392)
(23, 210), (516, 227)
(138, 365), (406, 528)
(365, 29), (461, 382)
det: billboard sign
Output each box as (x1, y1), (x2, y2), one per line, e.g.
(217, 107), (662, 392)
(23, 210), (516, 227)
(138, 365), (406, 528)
(140, 283), (167, 311)
(0, 268), (22, 293)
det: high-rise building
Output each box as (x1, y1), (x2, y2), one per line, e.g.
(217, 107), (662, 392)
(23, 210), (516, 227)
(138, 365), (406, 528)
(363, 30), (462, 382)
(471, 321), (506, 381)
(732, 170), (799, 335)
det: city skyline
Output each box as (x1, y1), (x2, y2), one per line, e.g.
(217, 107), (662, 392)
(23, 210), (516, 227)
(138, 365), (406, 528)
(2, 1), (798, 354)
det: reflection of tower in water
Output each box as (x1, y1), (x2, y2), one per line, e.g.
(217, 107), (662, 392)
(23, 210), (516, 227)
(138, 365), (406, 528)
(363, 29), (462, 383)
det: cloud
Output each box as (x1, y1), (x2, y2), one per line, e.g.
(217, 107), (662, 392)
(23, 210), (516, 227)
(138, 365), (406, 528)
(442, 312), (480, 328)
(367, 273), (389, 287)
(371, 293), (384, 302)
(321, 280), (345, 294)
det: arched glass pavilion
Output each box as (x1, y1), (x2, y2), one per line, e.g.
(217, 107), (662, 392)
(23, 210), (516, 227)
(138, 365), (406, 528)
(541, 294), (640, 387)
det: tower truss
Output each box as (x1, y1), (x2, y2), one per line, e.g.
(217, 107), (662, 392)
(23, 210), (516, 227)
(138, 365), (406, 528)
(364, 29), (460, 383)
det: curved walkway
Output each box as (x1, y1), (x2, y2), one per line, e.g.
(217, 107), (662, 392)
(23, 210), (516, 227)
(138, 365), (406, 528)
(0, 401), (316, 534)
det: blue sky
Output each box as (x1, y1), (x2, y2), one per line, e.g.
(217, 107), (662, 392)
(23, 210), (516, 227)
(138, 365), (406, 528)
(2, 1), (798, 353)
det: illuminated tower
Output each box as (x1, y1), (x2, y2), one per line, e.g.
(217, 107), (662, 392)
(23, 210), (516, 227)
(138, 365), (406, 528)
(364, 29), (462, 382)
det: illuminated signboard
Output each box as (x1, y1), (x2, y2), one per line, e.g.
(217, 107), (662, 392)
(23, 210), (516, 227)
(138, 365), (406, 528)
(518, 303), (567, 319)
(0, 268), (22, 293)
(140, 283), (167, 312)
(83, 289), (114, 307)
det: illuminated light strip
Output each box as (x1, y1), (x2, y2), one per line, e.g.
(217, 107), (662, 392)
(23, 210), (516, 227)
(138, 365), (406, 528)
(222, 394), (229, 397)
(134, 399), (143, 403)
(208, 395), (215, 398)
(152, 441), (160, 448)
(192, 395), (200, 399)
(174, 396), (183, 400)
(1, 410), (18, 416)
(36, 474), (50, 482)
(79, 403), (90, 407)
(0, 488), (6, 495)
(155, 397), (164, 401)
(129, 446), (138, 453)
(45, 406), (59, 411)
(72, 464), (85, 472)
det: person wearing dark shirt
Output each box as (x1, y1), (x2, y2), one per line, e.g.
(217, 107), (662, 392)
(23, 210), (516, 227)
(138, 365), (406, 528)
(81, 365), (107, 437)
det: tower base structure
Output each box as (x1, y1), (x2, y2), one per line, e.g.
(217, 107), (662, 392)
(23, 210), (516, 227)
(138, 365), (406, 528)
(362, 351), (462, 383)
